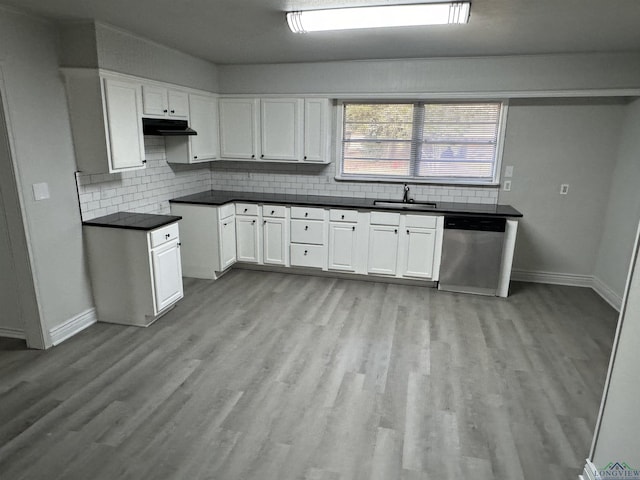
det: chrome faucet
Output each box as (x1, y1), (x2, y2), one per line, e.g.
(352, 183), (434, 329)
(402, 183), (412, 203)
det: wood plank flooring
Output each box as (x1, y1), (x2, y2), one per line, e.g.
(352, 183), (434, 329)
(0, 270), (618, 480)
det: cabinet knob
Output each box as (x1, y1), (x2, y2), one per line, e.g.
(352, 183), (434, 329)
(304, 156), (307, 160)
(142, 160), (147, 164)
(165, 233), (171, 239)
(304, 250), (308, 255)
(177, 242), (182, 247)
(244, 208), (248, 212)
(163, 109), (168, 113)
(305, 212), (308, 217)
(194, 155), (198, 159)
(352, 226), (355, 231)
(394, 229), (398, 234)
(170, 109), (175, 114)
(271, 210), (275, 215)
(263, 220), (266, 224)
(341, 215), (345, 219)
(260, 154), (264, 158)
(407, 229), (410, 234)
(252, 220), (255, 224)
(305, 225), (309, 230)
(251, 154), (255, 158)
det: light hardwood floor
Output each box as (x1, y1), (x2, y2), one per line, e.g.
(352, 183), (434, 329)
(0, 270), (618, 480)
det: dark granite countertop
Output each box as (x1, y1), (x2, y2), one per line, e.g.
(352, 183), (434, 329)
(83, 212), (182, 231)
(170, 190), (523, 218)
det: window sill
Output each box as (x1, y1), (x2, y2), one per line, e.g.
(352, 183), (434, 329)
(334, 175), (500, 187)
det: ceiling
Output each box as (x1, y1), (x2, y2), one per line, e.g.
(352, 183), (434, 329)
(5, 0), (640, 65)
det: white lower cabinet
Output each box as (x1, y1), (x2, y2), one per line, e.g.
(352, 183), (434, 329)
(236, 215), (260, 263)
(290, 207), (326, 269)
(328, 222), (358, 272)
(367, 225), (400, 276)
(220, 214), (237, 270)
(400, 227), (436, 279)
(84, 221), (183, 327)
(263, 217), (287, 265)
(151, 239), (184, 312)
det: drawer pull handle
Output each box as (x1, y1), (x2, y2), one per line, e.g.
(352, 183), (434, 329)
(305, 212), (308, 217)
(305, 225), (309, 230)
(165, 233), (171, 239)
(244, 208), (248, 212)
(341, 215), (345, 219)
(271, 210), (275, 215)
(252, 220), (256, 224)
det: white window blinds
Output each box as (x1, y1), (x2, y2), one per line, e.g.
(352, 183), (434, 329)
(341, 101), (504, 184)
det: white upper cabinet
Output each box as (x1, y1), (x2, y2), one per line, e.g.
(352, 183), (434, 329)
(142, 85), (189, 119)
(103, 78), (146, 171)
(165, 93), (220, 164)
(62, 69), (146, 174)
(219, 98), (260, 159)
(260, 98), (303, 161)
(218, 97), (330, 163)
(189, 94), (219, 161)
(304, 98), (331, 162)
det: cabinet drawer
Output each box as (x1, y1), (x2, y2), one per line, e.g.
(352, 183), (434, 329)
(329, 209), (358, 222)
(150, 222), (179, 248)
(235, 203), (259, 216)
(219, 203), (235, 219)
(405, 214), (438, 229)
(290, 220), (324, 245)
(370, 211), (400, 226)
(291, 206), (325, 220)
(290, 244), (324, 268)
(262, 205), (287, 218)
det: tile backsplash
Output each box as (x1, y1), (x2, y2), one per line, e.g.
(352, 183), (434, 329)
(209, 161), (499, 204)
(76, 138), (498, 220)
(76, 136), (212, 220)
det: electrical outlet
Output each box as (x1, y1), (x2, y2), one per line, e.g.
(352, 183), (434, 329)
(504, 165), (514, 178)
(32, 182), (50, 201)
(560, 184), (569, 195)
(503, 180), (512, 192)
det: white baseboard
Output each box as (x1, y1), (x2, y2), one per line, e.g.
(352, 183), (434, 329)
(592, 275), (623, 312)
(511, 269), (593, 287)
(49, 307), (97, 346)
(581, 459), (599, 480)
(0, 327), (25, 339)
(512, 269), (622, 312)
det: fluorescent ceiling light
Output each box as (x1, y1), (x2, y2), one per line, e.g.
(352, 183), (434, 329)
(286, 2), (471, 33)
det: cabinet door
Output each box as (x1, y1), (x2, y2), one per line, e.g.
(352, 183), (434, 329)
(189, 94), (219, 161)
(219, 98), (259, 159)
(367, 225), (399, 276)
(401, 227), (436, 279)
(103, 78), (145, 171)
(263, 218), (287, 265)
(236, 216), (259, 263)
(328, 223), (357, 271)
(151, 240), (184, 313)
(141, 84), (168, 116)
(220, 216), (237, 269)
(304, 98), (329, 162)
(260, 98), (303, 161)
(168, 90), (189, 118)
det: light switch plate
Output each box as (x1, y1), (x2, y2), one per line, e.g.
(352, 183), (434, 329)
(504, 165), (514, 178)
(32, 182), (50, 201)
(503, 180), (512, 192)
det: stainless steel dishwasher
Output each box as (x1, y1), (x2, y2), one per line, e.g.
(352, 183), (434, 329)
(438, 216), (506, 296)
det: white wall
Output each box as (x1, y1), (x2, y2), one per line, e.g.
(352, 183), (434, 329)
(0, 6), (94, 340)
(95, 23), (218, 92)
(498, 99), (625, 278)
(217, 53), (640, 96)
(593, 99), (640, 304)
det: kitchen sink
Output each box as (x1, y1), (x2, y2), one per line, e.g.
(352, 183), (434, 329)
(373, 200), (438, 210)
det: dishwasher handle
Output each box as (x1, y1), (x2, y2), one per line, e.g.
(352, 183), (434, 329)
(444, 216), (506, 232)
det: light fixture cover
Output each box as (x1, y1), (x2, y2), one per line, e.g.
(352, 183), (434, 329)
(286, 2), (471, 33)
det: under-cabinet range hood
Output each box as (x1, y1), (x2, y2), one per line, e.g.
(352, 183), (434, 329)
(142, 118), (197, 136)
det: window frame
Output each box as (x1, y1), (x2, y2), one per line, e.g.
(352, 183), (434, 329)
(335, 99), (509, 186)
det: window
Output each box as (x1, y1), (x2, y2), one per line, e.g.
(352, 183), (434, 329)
(339, 101), (506, 184)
